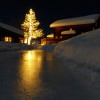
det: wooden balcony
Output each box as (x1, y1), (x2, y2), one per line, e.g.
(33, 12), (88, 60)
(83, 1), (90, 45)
(41, 38), (63, 44)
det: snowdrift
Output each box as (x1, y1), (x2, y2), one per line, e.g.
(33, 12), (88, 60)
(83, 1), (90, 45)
(53, 28), (100, 85)
(54, 28), (100, 69)
(0, 42), (38, 52)
(38, 44), (57, 51)
(0, 41), (56, 52)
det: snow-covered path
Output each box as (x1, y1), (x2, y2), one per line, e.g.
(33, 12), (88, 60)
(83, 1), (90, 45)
(0, 50), (99, 100)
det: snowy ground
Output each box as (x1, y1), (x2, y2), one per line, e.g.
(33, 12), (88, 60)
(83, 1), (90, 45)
(0, 41), (56, 52)
(1, 28), (100, 90)
(53, 28), (100, 89)
(0, 42), (41, 52)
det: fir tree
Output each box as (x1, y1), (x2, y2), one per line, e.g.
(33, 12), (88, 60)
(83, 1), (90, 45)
(21, 8), (44, 44)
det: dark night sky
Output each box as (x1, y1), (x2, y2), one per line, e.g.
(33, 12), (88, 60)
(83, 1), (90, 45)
(0, 0), (100, 35)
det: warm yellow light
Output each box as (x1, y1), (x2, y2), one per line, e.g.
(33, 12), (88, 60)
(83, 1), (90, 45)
(4, 37), (12, 42)
(41, 41), (46, 45)
(28, 36), (32, 45)
(24, 38), (27, 44)
(18, 51), (44, 93)
(21, 8), (44, 45)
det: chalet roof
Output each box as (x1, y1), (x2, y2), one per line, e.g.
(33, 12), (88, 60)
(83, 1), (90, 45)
(50, 14), (100, 28)
(0, 22), (23, 36)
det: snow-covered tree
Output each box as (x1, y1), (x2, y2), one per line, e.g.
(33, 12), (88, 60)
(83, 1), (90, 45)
(21, 8), (44, 44)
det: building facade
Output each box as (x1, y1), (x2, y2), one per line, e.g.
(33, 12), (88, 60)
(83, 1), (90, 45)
(41, 14), (100, 44)
(0, 22), (24, 43)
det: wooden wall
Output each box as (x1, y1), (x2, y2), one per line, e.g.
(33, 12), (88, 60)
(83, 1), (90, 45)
(0, 27), (24, 43)
(53, 22), (99, 40)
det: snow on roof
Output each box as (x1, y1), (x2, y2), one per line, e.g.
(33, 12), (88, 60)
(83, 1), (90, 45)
(61, 29), (76, 35)
(46, 29), (76, 38)
(50, 14), (100, 28)
(47, 34), (54, 38)
(0, 22), (23, 36)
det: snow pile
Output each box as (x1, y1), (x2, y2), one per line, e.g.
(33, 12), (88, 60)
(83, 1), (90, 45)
(54, 28), (100, 68)
(0, 41), (56, 52)
(38, 43), (57, 51)
(53, 28), (100, 85)
(0, 41), (38, 52)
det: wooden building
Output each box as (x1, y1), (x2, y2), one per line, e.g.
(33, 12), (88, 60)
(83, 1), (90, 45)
(0, 22), (24, 43)
(41, 14), (100, 44)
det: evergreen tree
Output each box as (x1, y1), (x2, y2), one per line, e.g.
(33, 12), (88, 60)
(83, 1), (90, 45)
(21, 8), (44, 44)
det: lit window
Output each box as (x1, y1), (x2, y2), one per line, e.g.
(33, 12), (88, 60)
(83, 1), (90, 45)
(4, 37), (12, 42)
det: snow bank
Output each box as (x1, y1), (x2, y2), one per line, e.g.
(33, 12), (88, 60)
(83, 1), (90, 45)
(54, 28), (100, 68)
(38, 44), (57, 51)
(53, 28), (100, 85)
(0, 41), (56, 52)
(0, 42), (38, 52)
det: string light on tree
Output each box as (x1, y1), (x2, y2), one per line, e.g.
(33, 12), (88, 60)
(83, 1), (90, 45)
(21, 8), (44, 45)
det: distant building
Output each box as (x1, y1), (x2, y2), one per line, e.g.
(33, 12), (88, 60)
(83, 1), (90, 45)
(41, 14), (100, 44)
(0, 21), (24, 43)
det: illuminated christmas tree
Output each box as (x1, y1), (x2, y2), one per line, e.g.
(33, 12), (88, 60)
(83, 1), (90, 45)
(21, 8), (44, 44)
